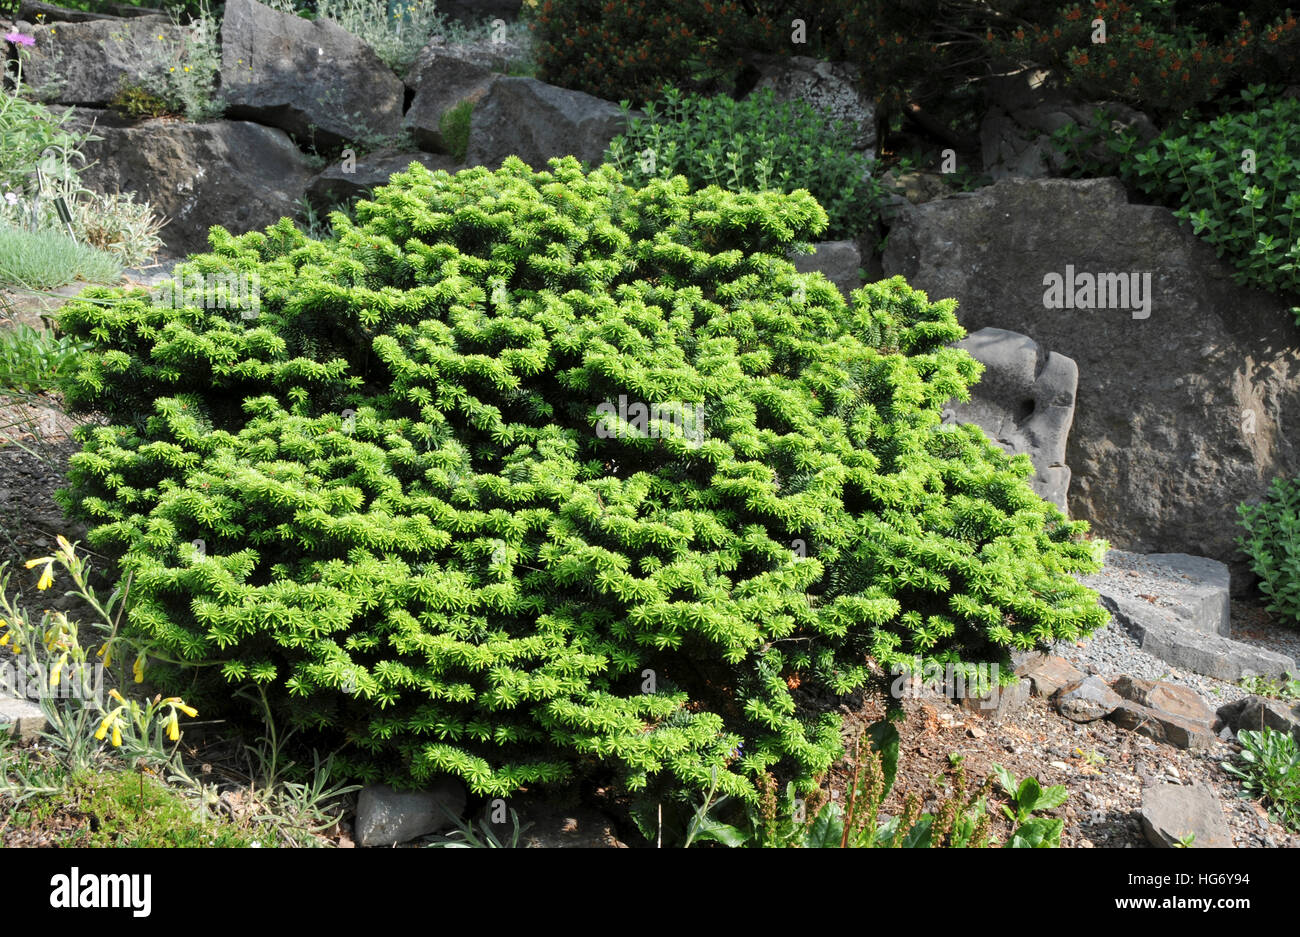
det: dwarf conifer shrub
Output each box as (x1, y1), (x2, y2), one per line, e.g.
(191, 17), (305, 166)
(55, 157), (1107, 801)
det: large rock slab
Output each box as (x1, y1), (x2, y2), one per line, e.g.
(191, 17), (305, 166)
(749, 54), (876, 156)
(883, 177), (1300, 587)
(70, 111), (312, 255)
(1079, 549), (1296, 681)
(220, 0), (404, 151)
(354, 780), (467, 847)
(464, 77), (628, 171)
(14, 15), (188, 107)
(1140, 781), (1233, 847)
(402, 46), (495, 154)
(305, 148), (459, 211)
(944, 327), (1077, 510)
(1082, 550), (1230, 637)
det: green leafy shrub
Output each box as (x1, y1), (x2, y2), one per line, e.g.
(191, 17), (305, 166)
(54, 157), (1106, 803)
(1056, 85), (1300, 311)
(0, 325), (88, 397)
(606, 87), (885, 240)
(1239, 474), (1300, 626)
(1222, 727), (1300, 832)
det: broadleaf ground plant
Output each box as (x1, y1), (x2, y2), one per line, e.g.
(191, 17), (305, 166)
(54, 157), (1107, 803)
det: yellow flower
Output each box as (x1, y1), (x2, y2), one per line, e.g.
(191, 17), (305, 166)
(36, 564), (54, 591)
(158, 34), (164, 40)
(166, 711), (180, 741)
(183, 66), (190, 72)
(49, 654), (66, 688)
(94, 719), (109, 741)
(132, 654), (146, 683)
(0, 631), (9, 647)
(111, 724), (122, 747)
(109, 688), (125, 704)
(170, 66), (175, 72)
(178, 703), (198, 719)
(56, 534), (74, 561)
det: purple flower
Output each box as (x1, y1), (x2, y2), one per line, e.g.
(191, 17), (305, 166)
(6, 32), (36, 47)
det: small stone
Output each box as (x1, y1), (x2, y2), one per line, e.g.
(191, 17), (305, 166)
(961, 678), (1030, 721)
(354, 779), (467, 847)
(967, 725), (986, 739)
(1015, 653), (1085, 698)
(1057, 675), (1124, 722)
(1110, 700), (1217, 750)
(1049, 760), (1070, 771)
(0, 696), (46, 742)
(1140, 781), (1233, 848)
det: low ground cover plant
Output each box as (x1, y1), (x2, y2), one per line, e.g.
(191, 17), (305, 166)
(605, 86), (885, 241)
(53, 157), (1106, 806)
(0, 226), (122, 290)
(1222, 727), (1300, 832)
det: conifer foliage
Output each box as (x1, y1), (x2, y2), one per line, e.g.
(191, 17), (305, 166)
(55, 157), (1107, 801)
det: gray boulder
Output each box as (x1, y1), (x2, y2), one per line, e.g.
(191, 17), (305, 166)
(945, 327), (1077, 511)
(354, 779), (467, 847)
(980, 69), (1157, 180)
(70, 111), (312, 255)
(306, 148), (459, 210)
(464, 77), (629, 170)
(882, 177), (1300, 586)
(15, 15), (188, 107)
(790, 241), (862, 300)
(1139, 781), (1233, 848)
(220, 0), (404, 151)
(402, 46), (495, 154)
(1216, 695), (1300, 743)
(750, 54), (876, 156)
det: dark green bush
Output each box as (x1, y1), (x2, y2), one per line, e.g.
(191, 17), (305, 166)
(55, 157), (1107, 802)
(530, 0), (779, 106)
(605, 86), (884, 241)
